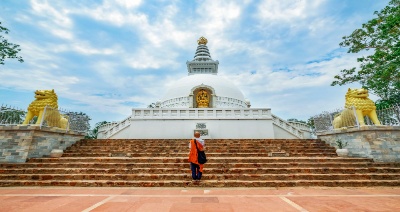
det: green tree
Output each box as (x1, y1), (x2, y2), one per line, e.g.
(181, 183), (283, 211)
(64, 111), (91, 132)
(287, 118), (307, 124)
(331, 0), (400, 105)
(0, 22), (23, 65)
(0, 106), (25, 124)
(306, 117), (315, 129)
(147, 102), (156, 108)
(85, 121), (109, 139)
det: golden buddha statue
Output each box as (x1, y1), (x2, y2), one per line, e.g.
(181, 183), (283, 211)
(196, 89), (209, 108)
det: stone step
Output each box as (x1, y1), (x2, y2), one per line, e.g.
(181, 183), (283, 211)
(74, 144), (331, 148)
(66, 146), (336, 152)
(69, 142), (332, 146)
(1, 173), (400, 181)
(2, 179), (400, 187)
(64, 149), (337, 154)
(2, 162), (398, 169)
(26, 157), (374, 163)
(2, 167), (400, 174)
(60, 152), (338, 157)
(71, 145), (333, 149)
(3, 138), (399, 188)
(76, 139), (325, 144)
(64, 147), (336, 153)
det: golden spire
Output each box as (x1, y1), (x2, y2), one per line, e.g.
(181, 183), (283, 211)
(197, 36), (208, 45)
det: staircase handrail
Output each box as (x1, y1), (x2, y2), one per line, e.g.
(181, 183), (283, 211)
(98, 116), (131, 139)
(98, 122), (118, 131)
(272, 114), (304, 139)
(287, 121), (312, 132)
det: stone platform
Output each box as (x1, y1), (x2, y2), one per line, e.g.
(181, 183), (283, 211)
(318, 126), (400, 162)
(0, 125), (85, 163)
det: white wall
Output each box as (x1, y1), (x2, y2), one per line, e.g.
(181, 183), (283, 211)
(272, 124), (299, 139)
(111, 119), (275, 139)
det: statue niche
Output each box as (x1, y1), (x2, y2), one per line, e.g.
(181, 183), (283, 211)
(196, 89), (210, 108)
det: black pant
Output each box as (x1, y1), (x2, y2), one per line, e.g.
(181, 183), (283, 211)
(190, 162), (202, 180)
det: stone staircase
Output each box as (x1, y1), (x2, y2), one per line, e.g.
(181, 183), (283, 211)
(1, 139), (400, 187)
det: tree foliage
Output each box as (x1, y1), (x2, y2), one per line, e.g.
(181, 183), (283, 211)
(64, 111), (91, 132)
(375, 93), (400, 109)
(287, 118), (306, 124)
(331, 0), (400, 105)
(85, 121), (109, 139)
(147, 103), (156, 108)
(0, 22), (23, 65)
(0, 106), (25, 124)
(306, 117), (315, 130)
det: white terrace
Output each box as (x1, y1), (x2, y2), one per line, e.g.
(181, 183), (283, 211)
(98, 108), (311, 139)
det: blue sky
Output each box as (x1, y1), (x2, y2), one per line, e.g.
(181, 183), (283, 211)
(0, 0), (390, 127)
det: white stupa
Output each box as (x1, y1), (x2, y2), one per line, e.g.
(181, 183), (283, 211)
(160, 36), (249, 109)
(98, 37), (311, 139)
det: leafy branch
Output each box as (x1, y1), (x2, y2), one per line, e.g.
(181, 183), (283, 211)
(0, 22), (23, 65)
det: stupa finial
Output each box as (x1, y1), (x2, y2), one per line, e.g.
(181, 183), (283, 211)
(197, 36), (208, 45)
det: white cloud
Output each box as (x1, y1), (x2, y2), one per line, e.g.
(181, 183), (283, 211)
(125, 47), (181, 69)
(0, 67), (80, 93)
(86, 6), (131, 26)
(78, 2), (194, 68)
(50, 28), (74, 40)
(256, 0), (325, 22)
(73, 45), (118, 55)
(30, 0), (73, 27)
(30, 0), (74, 40)
(17, 41), (59, 64)
(228, 52), (360, 95)
(52, 42), (121, 55)
(196, 0), (243, 34)
(92, 62), (133, 89)
(115, 0), (142, 9)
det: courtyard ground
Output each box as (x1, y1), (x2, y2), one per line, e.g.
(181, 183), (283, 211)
(1, 186), (400, 211)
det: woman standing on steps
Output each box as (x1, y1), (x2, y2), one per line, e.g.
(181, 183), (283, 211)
(188, 131), (205, 181)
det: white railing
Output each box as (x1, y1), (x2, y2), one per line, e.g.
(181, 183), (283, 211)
(272, 115), (304, 139)
(287, 121), (311, 132)
(98, 117), (130, 139)
(98, 122), (118, 132)
(131, 108), (272, 119)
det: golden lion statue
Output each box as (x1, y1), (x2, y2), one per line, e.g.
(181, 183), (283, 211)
(333, 88), (381, 129)
(22, 89), (68, 129)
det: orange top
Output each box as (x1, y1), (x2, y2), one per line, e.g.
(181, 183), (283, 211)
(188, 139), (204, 172)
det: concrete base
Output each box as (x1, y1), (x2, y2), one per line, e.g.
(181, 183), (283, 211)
(317, 126), (400, 162)
(113, 119), (275, 139)
(0, 125), (85, 163)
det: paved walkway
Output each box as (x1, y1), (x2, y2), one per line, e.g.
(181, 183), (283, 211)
(0, 187), (400, 212)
